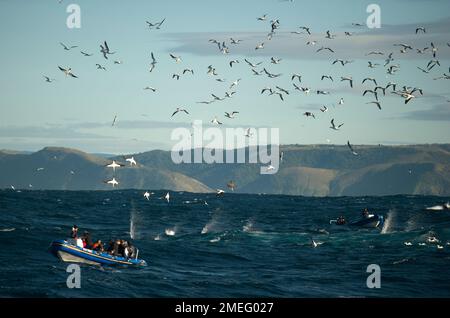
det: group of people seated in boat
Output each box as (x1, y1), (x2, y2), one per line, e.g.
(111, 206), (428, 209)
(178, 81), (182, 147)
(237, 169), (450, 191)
(70, 225), (137, 259)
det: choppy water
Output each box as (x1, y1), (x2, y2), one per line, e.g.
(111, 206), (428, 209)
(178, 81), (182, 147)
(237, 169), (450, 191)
(1, 190), (450, 297)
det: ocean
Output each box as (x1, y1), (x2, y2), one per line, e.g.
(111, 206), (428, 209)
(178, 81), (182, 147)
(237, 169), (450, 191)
(0, 190), (449, 297)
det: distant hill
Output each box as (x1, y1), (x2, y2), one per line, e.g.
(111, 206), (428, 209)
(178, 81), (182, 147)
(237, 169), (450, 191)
(0, 144), (449, 196)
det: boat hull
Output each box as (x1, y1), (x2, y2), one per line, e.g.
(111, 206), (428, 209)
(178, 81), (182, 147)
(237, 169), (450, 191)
(349, 215), (384, 229)
(49, 240), (146, 267)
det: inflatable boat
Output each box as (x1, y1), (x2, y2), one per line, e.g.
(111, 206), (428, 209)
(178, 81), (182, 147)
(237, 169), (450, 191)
(349, 214), (384, 229)
(49, 239), (147, 266)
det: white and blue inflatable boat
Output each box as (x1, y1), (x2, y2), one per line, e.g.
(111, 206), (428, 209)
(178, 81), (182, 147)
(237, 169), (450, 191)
(49, 239), (147, 267)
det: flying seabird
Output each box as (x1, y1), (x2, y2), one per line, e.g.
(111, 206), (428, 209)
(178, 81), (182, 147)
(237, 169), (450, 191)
(100, 41), (115, 59)
(80, 51), (93, 57)
(171, 107), (189, 117)
(257, 14), (267, 21)
(225, 111), (239, 119)
(111, 115), (117, 126)
(144, 191), (151, 200)
(104, 177), (119, 187)
(183, 68), (194, 75)
(270, 57), (282, 64)
(43, 76), (55, 83)
(169, 53), (182, 63)
(58, 66), (78, 78)
(255, 42), (265, 50)
(146, 18), (165, 29)
(299, 26), (311, 34)
(321, 75), (333, 82)
(347, 141), (358, 156)
(362, 78), (378, 86)
(125, 156), (137, 166)
(316, 46), (335, 53)
(96, 64), (107, 71)
(303, 112), (315, 119)
(230, 78), (241, 90)
(341, 76), (353, 88)
(149, 52), (157, 72)
(366, 101), (382, 110)
(164, 192), (170, 203)
(291, 74), (302, 82)
(330, 119), (343, 131)
(245, 128), (253, 138)
(244, 59), (262, 68)
(211, 117), (222, 125)
(106, 160), (125, 172)
(320, 106), (328, 112)
(229, 60), (239, 67)
(143, 86), (156, 92)
(60, 42), (78, 51)
(172, 73), (180, 80)
(415, 27), (426, 34)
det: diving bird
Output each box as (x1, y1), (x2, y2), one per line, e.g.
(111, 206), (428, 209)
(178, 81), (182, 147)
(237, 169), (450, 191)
(144, 191), (151, 200)
(125, 157), (137, 166)
(164, 192), (170, 203)
(58, 66), (78, 78)
(104, 177), (119, 188)
(100, 41), (115, 59)
(149, 52), (157, 72)
(227, 181), (236, 191)
(330, 119), (344, 130)
(171, 107), (189, 117)
(106, 160), (125, 172)
(347, 141), (358, 156)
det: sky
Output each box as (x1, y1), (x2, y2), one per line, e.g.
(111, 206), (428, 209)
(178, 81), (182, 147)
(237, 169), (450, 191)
(0, 0), (449, 154)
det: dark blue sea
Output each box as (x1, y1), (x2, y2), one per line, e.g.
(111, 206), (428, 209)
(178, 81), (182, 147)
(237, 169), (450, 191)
(1, 190), (449, 297)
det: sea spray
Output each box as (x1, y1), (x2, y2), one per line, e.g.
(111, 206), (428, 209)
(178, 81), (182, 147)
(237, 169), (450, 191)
(381, 209), (397, 234)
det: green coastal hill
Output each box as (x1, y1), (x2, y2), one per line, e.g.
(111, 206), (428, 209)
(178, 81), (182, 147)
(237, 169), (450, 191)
(0, 144), (449, 196)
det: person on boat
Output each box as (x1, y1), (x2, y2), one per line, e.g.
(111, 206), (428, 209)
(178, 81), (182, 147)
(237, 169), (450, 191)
(362, 208), (374, 219)
(82, 231), (93, 249)
(336, 216), (346, 225)
(70, 225), (79, 238)
(126, 241), (137, 259)
(92, 240), (104, 252)
(106, 239), (115, 254)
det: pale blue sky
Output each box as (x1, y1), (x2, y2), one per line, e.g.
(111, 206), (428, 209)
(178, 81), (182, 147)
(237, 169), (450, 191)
(0, 0), (449, 154)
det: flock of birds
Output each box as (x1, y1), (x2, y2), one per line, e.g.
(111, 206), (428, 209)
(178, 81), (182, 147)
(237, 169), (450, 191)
(38, 4), (450, 198)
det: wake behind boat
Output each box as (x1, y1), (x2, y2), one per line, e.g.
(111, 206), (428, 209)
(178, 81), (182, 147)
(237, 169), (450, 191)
(49, 239), (147, 266)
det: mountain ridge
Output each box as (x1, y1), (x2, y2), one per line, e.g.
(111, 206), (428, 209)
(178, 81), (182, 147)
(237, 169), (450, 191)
(0, 144), (449, 196)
